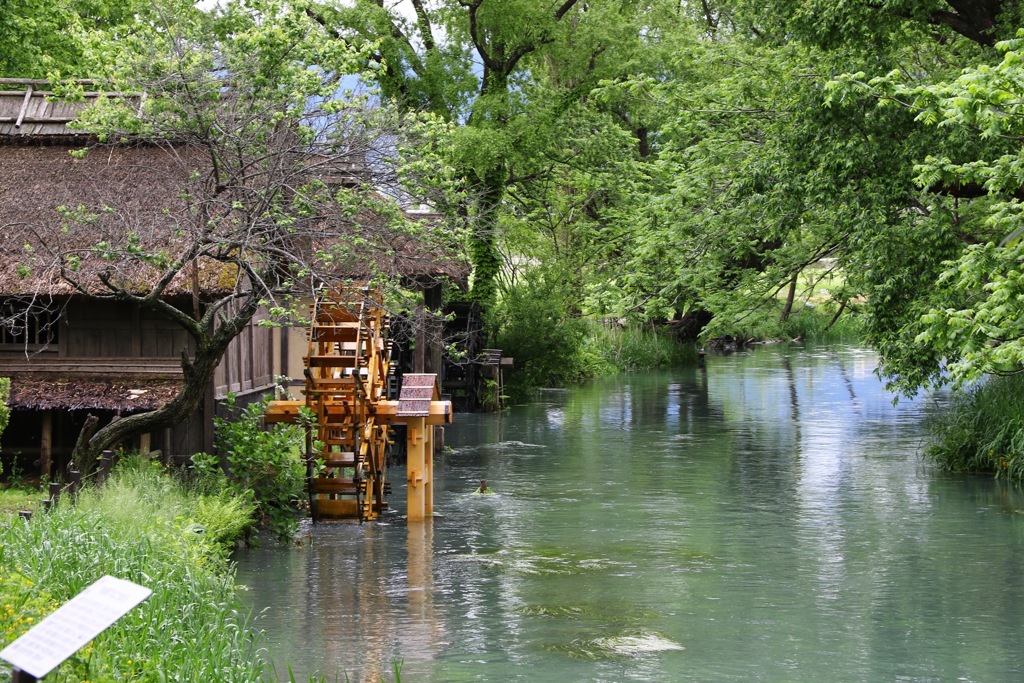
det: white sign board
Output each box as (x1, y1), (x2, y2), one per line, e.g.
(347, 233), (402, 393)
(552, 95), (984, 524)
(0, 575), (151, 679)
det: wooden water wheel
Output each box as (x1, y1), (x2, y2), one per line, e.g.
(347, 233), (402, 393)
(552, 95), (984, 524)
(303, 286), (393, 522)
(265, 286), (453, 523)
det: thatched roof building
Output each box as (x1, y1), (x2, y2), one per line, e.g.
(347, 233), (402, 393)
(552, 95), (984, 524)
(9, 374), (182, 411)
(0, 78), (468, 299)
(0, 78), (131, 137)
(0, 79), (469, 470)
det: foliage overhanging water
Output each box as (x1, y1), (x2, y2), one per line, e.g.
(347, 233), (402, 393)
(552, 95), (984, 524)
(235, 345), (1024, 682)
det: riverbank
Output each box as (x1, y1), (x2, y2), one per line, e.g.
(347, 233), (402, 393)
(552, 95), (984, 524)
(926, 373), (1024, 480)
(496, 294), (861, 403)
(0, 459), (269, 682)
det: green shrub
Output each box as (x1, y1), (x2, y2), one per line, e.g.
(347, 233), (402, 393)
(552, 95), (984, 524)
(193, 395), (306, 543)
(0, 377), (9, 477)
(495, 268), (608, 401)
(0, 377), (9, 442)
(926, 374), (1024, 480)
(79, 456), (256, 558)
(704, 303), (862, 344)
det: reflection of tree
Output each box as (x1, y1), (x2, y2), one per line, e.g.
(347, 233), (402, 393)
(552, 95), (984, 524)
(831, 350), (858, 403)
(781, 356), (801, 428)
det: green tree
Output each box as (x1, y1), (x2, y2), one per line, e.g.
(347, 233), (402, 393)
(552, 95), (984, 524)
(566, 0), (1023, 357)
(0, 0), (151, 78)
(833, 34), (1024, 392)
(306, 0), (686, 309)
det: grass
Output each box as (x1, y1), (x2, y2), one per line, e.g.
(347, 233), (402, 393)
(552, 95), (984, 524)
(0, 457), (406, 682)
(704, 261), (863, 344)
(925, 374), (1024, 480)
(0, 487), (40, 518)
(501, 319), (698, 401)
(587, 323), (697, 371)
(708, 299), (862, 345)
(0, 457), (266, 682)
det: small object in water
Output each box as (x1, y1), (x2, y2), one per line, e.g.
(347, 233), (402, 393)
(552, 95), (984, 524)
(472, 479), (495, 495)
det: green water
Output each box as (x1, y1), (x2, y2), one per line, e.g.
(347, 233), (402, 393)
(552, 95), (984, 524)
(235, 345), (1024, 682)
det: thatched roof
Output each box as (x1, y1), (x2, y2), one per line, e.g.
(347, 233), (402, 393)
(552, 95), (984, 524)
(7, 373), (181, 411)
(0, 80), (469, 297)
(0, 143), (241, 297)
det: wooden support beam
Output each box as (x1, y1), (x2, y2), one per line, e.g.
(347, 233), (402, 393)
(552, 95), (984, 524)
(265, 399), (452, 425)
(424, 421), (433, 517)
(406, 417), (429, 522)
(375, 400), (452, 425)
(39, 410), (52, 481)
(14, 85), (33, 128)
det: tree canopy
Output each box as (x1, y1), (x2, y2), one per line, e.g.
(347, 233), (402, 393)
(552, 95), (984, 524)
(8, 0), (1024, 401)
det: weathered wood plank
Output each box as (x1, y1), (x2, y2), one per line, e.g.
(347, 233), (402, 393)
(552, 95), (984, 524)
(310, 478), (357, 493)
(315, 499), (360, 518)
(306, 355), (359, 367)
(0, 358), (183, 374)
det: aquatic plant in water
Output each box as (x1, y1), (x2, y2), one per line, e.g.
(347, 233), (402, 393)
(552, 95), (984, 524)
(456, 547), (627, 576)
(546, 630), (685, 660)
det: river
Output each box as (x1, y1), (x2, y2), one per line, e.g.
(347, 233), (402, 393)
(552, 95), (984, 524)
(234, 344), (1024, 682)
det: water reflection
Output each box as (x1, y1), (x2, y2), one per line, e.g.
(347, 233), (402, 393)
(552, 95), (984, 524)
(236, 345), (1024, 682)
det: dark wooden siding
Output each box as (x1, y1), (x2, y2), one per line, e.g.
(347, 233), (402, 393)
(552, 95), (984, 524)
(213, 304), (274, 399)
(60, 300), (192, 360)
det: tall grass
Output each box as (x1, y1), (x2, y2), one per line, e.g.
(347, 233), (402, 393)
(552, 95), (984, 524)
(926, 375), (1024, 480)
(708, 305), (862, 344)
(587, 323), (697, 371)
(0, 458), (266, 682)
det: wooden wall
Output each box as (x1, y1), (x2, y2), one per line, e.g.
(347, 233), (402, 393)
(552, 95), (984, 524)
(57, 297), (276, 401)
(1, 296), (279, 460)
(212, 302), (274, 399)
(59, 300), (193, 359)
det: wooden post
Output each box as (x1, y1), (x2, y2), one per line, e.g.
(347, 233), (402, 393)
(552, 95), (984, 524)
(424, 422), (434, 516)
(98, 451), (113, 482)
(202, 383), (215, 454)
(433, 426), (444, 454)
(11, 667), (39, 682)
(39, 410), (52, 482)
(138, 432), (151, 458)
(162, 428), (172, 466)
(406, 417), (428, 521)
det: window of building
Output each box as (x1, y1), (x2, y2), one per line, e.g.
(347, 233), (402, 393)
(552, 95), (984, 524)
(0, 301), (59, 350)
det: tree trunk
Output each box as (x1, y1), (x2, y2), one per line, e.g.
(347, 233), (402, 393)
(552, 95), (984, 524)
(824, 300), (847, 331)
(467, 177), (506, 310)
(780, 274), (798, 322)
(71, 414), (100, 475)
(671, 308), (714, 342)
